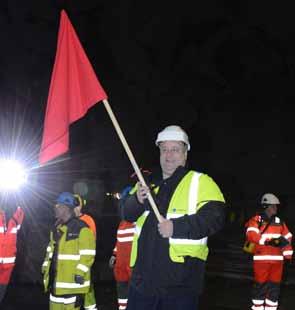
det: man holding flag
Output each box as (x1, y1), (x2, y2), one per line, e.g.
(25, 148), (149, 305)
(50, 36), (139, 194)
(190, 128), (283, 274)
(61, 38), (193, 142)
(121, 125), (226, 310)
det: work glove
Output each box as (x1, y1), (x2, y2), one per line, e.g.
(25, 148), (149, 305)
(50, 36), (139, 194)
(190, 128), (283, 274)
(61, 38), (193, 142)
(74, 275), (84, 284)
(278, 236), (290, 247)
(109, 255), (116, 269)
(265, 239), (280, 247)
(265, 237), (289, 248)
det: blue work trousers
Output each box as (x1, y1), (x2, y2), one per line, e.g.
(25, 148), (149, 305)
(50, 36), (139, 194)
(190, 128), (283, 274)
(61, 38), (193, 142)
(126, 286), (198, 310)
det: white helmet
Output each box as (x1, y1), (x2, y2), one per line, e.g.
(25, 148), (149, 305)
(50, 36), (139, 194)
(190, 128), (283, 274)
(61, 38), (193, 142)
(261, 193), (280, 205)
(155, 125), (190, 151)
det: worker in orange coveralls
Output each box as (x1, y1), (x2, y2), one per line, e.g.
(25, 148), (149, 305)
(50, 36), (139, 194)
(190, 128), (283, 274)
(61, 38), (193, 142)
(109, 186), (135, 310)
(245, 193), (293, 310)
(0, 205), (24, 304)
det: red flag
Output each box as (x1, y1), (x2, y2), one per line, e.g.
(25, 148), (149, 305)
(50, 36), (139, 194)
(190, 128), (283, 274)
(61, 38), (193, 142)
(39, 10), (107, 164)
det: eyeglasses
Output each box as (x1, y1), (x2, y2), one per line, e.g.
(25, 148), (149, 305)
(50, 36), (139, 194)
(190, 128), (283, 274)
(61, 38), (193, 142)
(159, 146), (184, 155)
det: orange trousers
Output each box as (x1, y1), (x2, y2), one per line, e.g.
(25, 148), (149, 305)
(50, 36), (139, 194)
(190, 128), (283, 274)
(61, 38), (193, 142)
(0, 264), (14, 284)
(252, 261), (283, 305)
(253, 261), (283, 283)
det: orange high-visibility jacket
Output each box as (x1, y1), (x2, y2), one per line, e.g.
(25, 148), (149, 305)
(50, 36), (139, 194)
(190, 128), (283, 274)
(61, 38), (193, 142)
(113, 221), (135, 267)
(246, 215), (293, 262)
(0, 207), (24, 264)
(80, 214), (96, 238)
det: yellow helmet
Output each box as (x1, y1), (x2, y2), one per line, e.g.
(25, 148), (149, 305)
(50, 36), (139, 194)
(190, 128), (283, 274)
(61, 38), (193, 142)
(74, 194), (87, 208)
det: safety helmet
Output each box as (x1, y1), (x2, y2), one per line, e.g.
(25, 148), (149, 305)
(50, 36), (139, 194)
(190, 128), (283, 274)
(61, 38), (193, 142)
(120, 185), (132, 200)
(74, 194), (87, 208)
(261, 193), (280, 206)
(56, 192), (77, 208)
(155, 125), (190, 151)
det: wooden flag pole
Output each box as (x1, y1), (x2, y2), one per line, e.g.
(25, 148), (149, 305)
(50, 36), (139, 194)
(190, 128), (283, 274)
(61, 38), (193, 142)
(102, 99), (162, 223)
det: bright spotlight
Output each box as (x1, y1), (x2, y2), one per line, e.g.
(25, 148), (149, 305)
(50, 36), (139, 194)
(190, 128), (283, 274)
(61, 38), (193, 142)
(0, 159), (27, 191)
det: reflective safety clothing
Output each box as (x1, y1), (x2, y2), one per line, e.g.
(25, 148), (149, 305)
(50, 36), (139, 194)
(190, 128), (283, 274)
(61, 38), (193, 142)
(80, 214), (96, 238)
(42, 218), (96, 297)
(130, 171), (224, 266)
(246, 214), (293, 310)
(113, 221), (135, 310)
(113, 221), (135, 282)
(0, 207), (24, 285)
(84, 284), (97, 310)
(49, 293), (83, 310)
(246, 215), (293, 262)
(79, 214), (97, 310)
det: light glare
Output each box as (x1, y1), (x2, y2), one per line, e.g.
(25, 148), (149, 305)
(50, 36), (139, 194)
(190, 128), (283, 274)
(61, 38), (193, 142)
(0, 159), (27, 191)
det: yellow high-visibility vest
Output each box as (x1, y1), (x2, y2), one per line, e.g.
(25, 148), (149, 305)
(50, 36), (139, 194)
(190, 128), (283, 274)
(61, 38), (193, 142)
(130, 171), (225, 265)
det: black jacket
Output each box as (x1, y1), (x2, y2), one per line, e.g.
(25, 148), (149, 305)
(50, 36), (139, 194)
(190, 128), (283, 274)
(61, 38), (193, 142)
(122, 167), (226, 297)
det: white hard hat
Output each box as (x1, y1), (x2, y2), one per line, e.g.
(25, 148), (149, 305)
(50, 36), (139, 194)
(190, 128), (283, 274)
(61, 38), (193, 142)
(261, 193), (280, 205)
(155, 125), (190, 151)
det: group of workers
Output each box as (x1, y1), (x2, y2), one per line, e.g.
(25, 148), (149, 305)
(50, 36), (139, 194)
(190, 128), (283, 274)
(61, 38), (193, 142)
(0, 124), (293, 310)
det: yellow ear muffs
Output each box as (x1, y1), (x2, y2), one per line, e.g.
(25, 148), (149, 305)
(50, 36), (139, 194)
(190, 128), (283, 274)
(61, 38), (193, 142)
(74, 194), (84, 208)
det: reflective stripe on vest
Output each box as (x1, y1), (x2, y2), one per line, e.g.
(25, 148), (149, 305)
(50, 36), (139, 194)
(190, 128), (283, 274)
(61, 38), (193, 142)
(167, 172), (208, 262)
(55, 280), (90, 289)
(253, 255), (284, 261)
(167, 171), (207, 248)
(0, 226), (20, 234)
(117, 226), (136, 243)
(50, 294), (77, 304)
(0, 256), (16, 264)
(130, 211), (150, 267)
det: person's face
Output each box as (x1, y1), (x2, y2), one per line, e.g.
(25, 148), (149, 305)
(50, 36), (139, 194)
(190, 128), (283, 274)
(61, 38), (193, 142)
(265, 204), (278, 217)
(74, 206), (82, 217)
(55, 204), (72, 222)
(159, 141), (187, 179)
